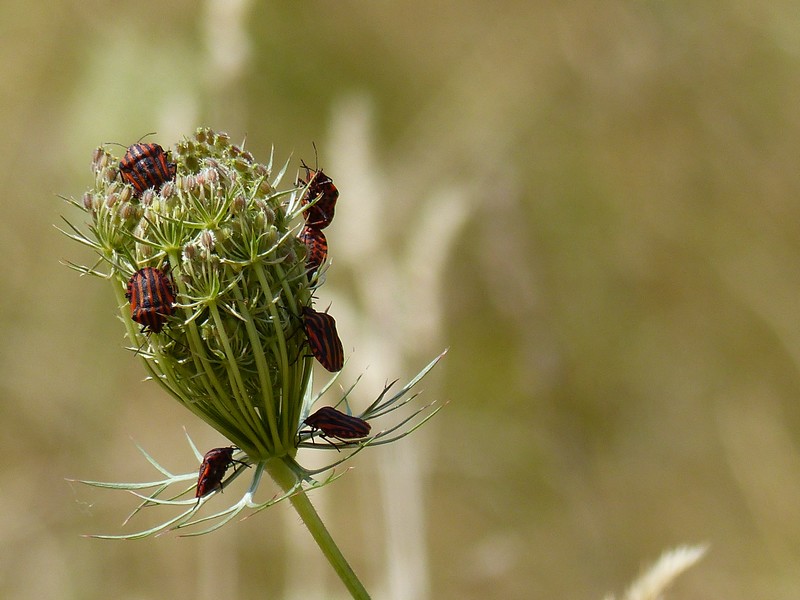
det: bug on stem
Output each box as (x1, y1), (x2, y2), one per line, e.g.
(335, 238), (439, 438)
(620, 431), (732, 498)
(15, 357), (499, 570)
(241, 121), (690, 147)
(303, 406), (371, 445)
(195, 447), (249, 500)
(297, 160), (338, 230)
(301, 305), (344, 372)
(298, 225), (328, 280)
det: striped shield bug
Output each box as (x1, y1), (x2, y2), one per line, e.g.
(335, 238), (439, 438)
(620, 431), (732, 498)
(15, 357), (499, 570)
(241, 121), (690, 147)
(118, 143), (176, 198)
(125, 266), (177, 334)
(298, 160), (338, 230)
(301, 306), (344, 372)
(195, 447), (249, 500)
(303, 406), (371, 444)
(298, 225), (328, 279)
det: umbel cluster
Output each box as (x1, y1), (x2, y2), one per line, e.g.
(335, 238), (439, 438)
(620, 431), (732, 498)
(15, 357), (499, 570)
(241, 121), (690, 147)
(79, 130), (371, 500)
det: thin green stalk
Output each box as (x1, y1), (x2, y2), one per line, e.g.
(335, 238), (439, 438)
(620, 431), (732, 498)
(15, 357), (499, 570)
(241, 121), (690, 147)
(265, 458), (370, 600)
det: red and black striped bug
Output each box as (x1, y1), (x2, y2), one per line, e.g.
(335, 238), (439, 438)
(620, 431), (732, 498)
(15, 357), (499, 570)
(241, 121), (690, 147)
(303, 406), (371, 444)
(298, 225), (328, 280)
(297, 160), (339, 230)
(195, 447), (249, 500)
(118, 143), (176, 198)
(125, 266), (176, 334)
(301, 306), (344, 372)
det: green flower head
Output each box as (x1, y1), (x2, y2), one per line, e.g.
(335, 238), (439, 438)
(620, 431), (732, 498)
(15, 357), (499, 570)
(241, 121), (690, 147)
(61, 128), (444, 544)
(79, 128), (314, 460)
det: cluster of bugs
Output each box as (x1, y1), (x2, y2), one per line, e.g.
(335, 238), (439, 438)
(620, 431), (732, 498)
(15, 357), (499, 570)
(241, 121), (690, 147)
(195, 446), (249, 501)
(119, 143), (347, 350)
(294, 160), (370, 448)
(115, 139), (367, 474)
(115, 141), (180, 335)
(295, 158), (346, 373)
(297, 159), (338, 281)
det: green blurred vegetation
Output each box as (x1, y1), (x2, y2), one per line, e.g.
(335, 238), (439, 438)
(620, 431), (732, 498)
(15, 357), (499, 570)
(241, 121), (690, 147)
(4, 1), (800, 598)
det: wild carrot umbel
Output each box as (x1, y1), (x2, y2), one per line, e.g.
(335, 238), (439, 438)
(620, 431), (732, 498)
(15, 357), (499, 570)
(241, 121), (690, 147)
(60, 128), (445, 597)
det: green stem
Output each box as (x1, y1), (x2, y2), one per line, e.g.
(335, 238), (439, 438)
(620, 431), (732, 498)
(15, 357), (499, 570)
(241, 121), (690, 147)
(265, 458), (370, 600)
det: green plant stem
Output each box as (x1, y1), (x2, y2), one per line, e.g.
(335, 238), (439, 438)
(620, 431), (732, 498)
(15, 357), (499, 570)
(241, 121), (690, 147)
(265, 458), (370, 599)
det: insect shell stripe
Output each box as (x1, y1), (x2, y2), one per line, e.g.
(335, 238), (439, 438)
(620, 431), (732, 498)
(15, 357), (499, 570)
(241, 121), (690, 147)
(142, 268), (162, 309)
(123, 143), (144, 166)
(125, 145), (152, 189)
(304, 309), (344, 371)
(149, 268), (173, 309)
(131, 274), (148, 308)
(318, 407), (354, 427)
(323, 411), (370, 436)
(144, 153), (171, 186)
(318, 313), (342, 358)
(138, 157), (159, 188)
(127, 169), (146, 193)
(299, 226), (328, 275)
(139, 155), (165, 188)
(135, 274), (161, 329)
(127, 268), (175, 333)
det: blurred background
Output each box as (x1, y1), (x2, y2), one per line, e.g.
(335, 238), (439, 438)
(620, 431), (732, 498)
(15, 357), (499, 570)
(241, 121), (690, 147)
(3, 1), (800, 598)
